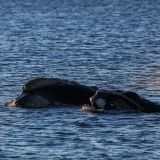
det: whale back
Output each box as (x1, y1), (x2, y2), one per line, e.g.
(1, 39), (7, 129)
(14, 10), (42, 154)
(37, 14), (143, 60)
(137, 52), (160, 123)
(22, 78), (66, 92)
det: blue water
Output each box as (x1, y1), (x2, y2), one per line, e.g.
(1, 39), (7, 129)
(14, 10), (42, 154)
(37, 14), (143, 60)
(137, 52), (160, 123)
(0, 0), (160, 159)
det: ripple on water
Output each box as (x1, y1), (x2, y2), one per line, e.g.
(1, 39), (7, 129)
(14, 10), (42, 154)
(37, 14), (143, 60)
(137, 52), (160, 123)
(0, 0), (160, 159)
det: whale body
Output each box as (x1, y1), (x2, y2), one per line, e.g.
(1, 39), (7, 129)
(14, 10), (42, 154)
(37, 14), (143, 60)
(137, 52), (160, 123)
(7, 77), (160, 113)
(87, 89), (160, 113)
(8, 78), (97, 108)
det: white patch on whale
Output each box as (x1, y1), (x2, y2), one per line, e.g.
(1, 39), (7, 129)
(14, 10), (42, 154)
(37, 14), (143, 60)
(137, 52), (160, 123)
(95, 98), (106, 109)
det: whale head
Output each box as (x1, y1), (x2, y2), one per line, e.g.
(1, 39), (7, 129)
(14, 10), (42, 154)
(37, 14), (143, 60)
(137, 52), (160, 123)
(8, 92), (50, 108)
(89, 90), (107, 109)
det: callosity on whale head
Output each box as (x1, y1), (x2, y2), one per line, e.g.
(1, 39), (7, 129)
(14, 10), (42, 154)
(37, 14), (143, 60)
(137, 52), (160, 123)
(89, 89), (107, 109)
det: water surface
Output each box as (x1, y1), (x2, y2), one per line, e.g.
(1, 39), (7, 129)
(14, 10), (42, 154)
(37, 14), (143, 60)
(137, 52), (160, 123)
(0, 0), (160, 159)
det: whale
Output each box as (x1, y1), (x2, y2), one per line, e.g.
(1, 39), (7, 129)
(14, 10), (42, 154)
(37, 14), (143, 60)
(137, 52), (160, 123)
(83, 89), (160, 113)
(8, 78), (97, 108)
(8, 78), (160, 112)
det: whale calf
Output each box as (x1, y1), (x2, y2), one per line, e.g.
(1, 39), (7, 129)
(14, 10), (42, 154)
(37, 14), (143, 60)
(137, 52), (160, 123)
(85, 89), (160, 113)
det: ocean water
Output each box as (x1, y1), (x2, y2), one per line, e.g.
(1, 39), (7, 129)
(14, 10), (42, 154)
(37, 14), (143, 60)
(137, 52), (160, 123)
(0, 0), (160, 159)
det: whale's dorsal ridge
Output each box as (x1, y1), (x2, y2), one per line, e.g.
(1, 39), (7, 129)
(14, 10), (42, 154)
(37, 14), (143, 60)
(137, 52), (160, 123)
(22, 77), (63, 92)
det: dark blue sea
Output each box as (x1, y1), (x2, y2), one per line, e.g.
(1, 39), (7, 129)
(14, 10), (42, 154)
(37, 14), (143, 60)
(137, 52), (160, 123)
(0, 0), (160, 159)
